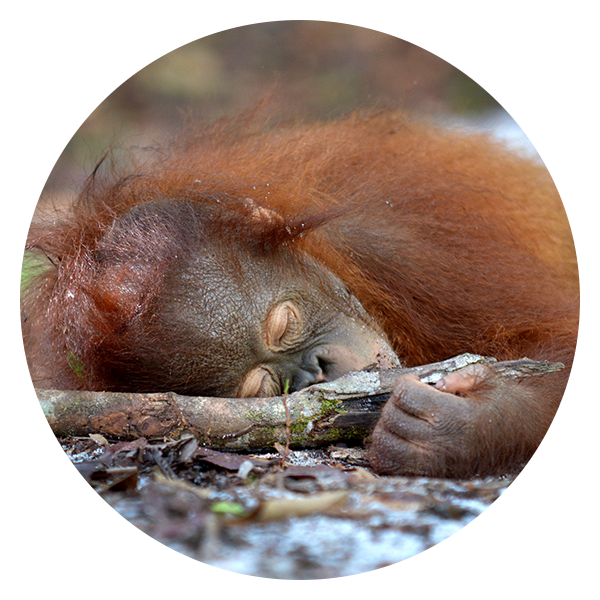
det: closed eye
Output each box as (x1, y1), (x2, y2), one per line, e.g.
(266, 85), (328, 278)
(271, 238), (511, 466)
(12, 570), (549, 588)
(238, 367), (279, 398)
(265, 301), (301, 351)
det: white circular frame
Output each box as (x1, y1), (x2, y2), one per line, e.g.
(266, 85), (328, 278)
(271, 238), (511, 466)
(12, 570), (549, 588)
(18, 16), (593, 588)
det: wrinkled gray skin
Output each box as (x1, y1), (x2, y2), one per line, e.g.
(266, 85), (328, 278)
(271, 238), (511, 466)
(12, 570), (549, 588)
(105, 199), (400, 398)
(156, 240), (400, 397)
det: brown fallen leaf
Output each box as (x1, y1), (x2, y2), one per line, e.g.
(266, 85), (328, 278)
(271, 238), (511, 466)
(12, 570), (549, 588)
(89, 433), (108, 446)
(100, 468), (139, 493)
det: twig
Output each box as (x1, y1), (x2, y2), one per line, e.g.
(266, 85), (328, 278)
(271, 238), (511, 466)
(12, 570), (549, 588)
(280, 380), (291, 466)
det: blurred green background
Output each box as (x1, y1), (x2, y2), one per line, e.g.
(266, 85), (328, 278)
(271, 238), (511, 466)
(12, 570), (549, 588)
(42, 21), (505, 204)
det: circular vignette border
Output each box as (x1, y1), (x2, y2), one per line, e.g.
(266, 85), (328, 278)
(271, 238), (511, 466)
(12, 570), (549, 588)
(14, 16), (593, 596)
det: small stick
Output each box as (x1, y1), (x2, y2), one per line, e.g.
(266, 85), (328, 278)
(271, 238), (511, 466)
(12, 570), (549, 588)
(280, 380), (291, 466)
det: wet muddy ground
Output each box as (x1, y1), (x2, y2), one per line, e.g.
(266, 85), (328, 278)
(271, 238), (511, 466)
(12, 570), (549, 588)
(63, 435), (513, 579)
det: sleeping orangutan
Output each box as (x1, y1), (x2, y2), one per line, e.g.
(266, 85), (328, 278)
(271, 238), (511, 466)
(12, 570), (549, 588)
(21, 108), (579, 478)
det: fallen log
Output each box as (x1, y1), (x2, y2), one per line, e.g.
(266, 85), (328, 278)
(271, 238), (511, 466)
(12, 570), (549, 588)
(37, 353), (563, 450)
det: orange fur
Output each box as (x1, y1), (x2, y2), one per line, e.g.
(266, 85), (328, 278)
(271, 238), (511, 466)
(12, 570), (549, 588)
(22, 109), (578, 461)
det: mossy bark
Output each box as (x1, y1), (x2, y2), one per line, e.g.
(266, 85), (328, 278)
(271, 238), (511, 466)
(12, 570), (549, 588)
(37, 354), (563, 450)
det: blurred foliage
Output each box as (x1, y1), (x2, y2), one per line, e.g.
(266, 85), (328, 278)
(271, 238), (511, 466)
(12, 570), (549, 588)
(43, 21), (502, 196)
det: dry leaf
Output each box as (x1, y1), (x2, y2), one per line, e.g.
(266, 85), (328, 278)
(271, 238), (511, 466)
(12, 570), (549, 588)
(254, 490), (348, 522)
(89, 433), (108, 446)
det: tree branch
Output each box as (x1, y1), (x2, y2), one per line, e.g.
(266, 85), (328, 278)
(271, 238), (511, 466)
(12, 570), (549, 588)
(37, 353), (563, 450)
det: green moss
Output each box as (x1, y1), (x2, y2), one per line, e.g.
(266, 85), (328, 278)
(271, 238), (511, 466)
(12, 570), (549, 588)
(320, 425), (367, 443)
(289, 415), (311, 436)
(318, 394), (346, 416)
(246, 408), (265, 422)
(261, 426), (278, 440)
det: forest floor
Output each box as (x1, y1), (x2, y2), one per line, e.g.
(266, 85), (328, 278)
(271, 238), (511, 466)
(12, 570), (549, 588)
(63, 435), (513, 579)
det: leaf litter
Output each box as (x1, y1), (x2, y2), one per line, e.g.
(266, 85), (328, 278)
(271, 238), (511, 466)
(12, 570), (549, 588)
(61, 434), (513, 579)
